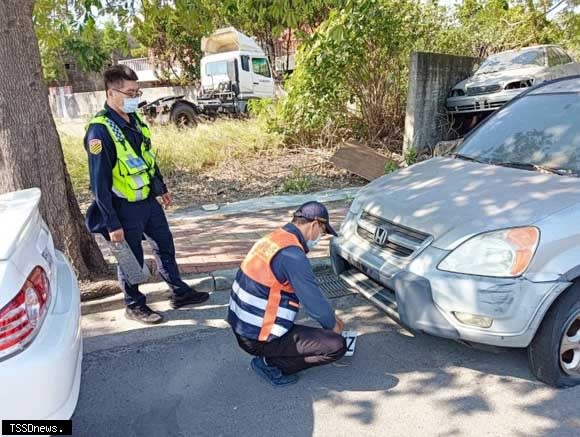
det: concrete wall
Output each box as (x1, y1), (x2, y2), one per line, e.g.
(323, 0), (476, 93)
(403, 52), (479, 155)
(50, 86), (199, 120)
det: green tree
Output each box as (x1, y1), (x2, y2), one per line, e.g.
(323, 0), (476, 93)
(275, 0), (441, 147)
(451, 0), (562, 58)
(102, 20), (131, 61)
(220, 0), (342, 67)
(130, 0), (216, 83)
(34, 0), (130, 83)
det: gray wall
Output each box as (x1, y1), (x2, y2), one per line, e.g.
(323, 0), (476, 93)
(403, 52), (479, 155)
(50, 86), (199, 120)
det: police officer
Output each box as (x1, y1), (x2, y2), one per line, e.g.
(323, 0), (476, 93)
(84, 65), (209, 324)
(227, 201), (347, 386)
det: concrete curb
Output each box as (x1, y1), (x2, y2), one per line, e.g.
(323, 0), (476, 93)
(81, 257), (332, 314)
(168, 187), (360, 221)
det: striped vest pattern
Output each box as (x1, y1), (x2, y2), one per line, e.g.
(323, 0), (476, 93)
(227, 229), (303, 342)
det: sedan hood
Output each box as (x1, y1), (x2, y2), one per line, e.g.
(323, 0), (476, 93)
(454, 66), (543, 89)
(355, 158), (580, 250)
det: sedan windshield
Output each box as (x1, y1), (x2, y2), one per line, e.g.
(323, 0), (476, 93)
(456, 93), (580, 175)
(476, 49), (545, 75)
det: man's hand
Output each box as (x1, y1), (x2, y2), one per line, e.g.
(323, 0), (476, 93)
(158, 192), (172, 209)
(333, 315), (345, 334)
(109, 228), (125, 243)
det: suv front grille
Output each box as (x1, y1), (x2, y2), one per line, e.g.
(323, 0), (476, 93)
(356, 211), (432, 259)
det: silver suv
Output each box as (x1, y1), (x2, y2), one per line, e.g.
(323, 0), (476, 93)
(332, 76), (580, 387)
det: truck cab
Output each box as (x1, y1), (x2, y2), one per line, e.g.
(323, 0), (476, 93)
(198, 27), (275, 113)
(141, 27), (275, 126)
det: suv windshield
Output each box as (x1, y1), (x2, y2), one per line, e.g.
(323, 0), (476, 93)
(476, 49), (545, 75)
(456, 92), (580, 175)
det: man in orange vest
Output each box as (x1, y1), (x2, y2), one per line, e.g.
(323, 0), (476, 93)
(227, 201), (347, 386)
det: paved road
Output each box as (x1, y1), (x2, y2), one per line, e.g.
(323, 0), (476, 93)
(74, 292), (580, 437)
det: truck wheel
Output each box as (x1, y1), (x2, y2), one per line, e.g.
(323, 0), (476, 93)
(528, 282), (580, 388)
(171, 103), (198, 128)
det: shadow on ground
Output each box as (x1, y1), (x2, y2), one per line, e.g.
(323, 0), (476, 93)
(75, 295), (580, 437)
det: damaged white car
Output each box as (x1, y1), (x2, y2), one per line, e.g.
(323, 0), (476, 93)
(446, 45), (580, 114)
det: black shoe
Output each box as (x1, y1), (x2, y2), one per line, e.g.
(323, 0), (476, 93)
(125, 305), (164, 324)
(170, 290), (210, 309)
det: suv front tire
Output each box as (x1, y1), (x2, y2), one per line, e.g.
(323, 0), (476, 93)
(528, 282), (580, 388)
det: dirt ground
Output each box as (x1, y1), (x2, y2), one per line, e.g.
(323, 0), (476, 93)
(76, 146), (365, 212)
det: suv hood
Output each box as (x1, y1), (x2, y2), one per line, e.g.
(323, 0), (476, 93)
(355, 158), (580, 250)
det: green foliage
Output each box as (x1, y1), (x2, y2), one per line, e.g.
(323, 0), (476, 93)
(265, 0), (576, 150)
(102, 21), (130, 60)
(405, 147), (417, 166)
(281, 169), (312, 194)
(443, 0), (563, 58)
(34, 1), (130, 82)
(384, 160), (399, 174)
(220, 0), (342, 65)
(130, 0), (217, 83)
(558, 9), (580, 59)
(62, 20), (109, 73)
(275, 0), (434, 147)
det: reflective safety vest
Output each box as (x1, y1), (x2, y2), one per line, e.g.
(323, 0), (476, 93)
(227, 229), (303, 342)
(88, 111), (157, 202)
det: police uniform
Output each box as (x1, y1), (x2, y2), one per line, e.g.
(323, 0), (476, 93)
(228, 217), (347, 377)
(84, 103), (193, 310)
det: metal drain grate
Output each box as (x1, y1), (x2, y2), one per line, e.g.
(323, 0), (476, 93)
(316, 269), (357, 299)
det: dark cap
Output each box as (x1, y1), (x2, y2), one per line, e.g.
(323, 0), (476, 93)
(293, 201), (338, 236)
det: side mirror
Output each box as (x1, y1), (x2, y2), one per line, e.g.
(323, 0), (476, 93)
(472, 63), (480, 73)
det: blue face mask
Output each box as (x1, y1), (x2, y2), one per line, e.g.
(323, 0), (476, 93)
(122, 97), (140, 113)
(307, 232), (323, 250)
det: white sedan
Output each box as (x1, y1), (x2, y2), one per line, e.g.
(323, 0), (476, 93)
(446, 44), (580, 114)
(0, 188), (82, 430)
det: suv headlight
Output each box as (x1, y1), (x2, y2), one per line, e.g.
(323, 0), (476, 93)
(438, 227), (539, 277)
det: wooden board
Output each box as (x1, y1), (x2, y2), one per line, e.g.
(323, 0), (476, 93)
(330, 140), (389, 181)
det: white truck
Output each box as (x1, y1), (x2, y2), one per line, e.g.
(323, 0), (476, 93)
(141, 27), (276, 126)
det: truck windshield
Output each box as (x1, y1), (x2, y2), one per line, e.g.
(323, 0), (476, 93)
(456, 93), (580, 175)
(206, 61), (228, 76)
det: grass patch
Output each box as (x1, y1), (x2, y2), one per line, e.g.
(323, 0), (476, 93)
(405, 147), (418, 165)
(60, 133), (90, 196)
(60, 119), (283, 199)
(281, 169), (312, 193)
(384, 160), (399, 174)
(152, 119), (283, 175)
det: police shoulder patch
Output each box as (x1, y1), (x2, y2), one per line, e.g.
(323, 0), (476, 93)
(89, 139), (102, 155)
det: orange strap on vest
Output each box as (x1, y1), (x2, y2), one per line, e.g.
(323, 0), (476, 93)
(240, 229), (303, 341)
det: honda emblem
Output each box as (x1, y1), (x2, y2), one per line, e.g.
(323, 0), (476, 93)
(373, 226), (389, 246)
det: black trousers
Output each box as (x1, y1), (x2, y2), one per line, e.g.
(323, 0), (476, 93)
(113, 196), (191, 309)
(235, 324), (347, 375)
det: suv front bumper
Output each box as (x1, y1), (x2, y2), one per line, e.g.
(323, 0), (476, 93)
(331, 235), (569, 348)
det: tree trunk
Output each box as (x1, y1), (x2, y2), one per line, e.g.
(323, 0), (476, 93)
(0, 0), (108, 280)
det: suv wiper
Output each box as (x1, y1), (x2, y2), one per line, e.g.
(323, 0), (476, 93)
(493, 161), (577, 176)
